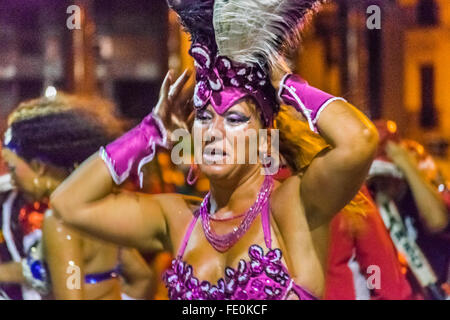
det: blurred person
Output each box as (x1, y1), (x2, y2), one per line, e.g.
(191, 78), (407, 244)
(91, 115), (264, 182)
(325, 185), (414, 300)
(0, 92), (148, 299)
(366, 120), (450, 300)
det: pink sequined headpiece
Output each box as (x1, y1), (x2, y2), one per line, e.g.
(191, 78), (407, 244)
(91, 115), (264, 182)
(168, 0), (326, 125)
(190, 44), (277, 125)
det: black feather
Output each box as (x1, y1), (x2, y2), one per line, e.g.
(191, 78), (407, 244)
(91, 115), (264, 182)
(168, 0), (217, 54)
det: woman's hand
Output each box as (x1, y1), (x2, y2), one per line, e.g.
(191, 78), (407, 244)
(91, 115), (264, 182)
(385, 141), (417, 172)
(386, 141), (448, 233)
(153, 69), (194, 135)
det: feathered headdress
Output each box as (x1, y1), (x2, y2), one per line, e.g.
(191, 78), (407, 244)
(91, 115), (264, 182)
(168, 0), (326, 125)
(168, 0), (217, 54)
(214, 0), (326, 72)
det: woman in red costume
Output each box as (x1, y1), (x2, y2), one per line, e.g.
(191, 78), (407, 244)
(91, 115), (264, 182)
(325, 186), (414, 300)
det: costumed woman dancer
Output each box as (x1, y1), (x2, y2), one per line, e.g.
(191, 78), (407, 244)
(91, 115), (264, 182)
(0, 93), (152, 299)
(51, 0), (378, 300)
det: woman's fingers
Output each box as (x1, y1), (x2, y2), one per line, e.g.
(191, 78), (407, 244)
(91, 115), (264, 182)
(179, 80), (195, 102)
(168, 69), (192, 100)
(154, 70), (173, 119)
(155, 69), (193, 131)
(171, 114), (188, 131)
(160, 70), (174, 99)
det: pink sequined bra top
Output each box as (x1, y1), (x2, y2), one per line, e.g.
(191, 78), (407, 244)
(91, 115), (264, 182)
(163, 192), (317, 300)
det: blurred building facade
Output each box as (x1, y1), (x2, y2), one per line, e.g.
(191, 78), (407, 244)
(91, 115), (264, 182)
(0, 0), (169, 134)
(297, 0), (449, 173)
(0, 0), (448, 174)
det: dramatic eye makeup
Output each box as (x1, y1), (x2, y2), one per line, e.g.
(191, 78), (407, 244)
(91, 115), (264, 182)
(195, 109), (213, 122)
(224, 111), (250, 125)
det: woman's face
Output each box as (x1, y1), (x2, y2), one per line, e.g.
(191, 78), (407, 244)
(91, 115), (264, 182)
(1, 148), (65, 200)
(192, 99), (265, 181)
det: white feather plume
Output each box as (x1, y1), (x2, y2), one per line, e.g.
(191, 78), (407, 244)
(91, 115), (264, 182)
(213, 0), (325, 72)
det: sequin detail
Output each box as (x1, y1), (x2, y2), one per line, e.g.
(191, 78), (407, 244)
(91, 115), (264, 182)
(163, 244), (310, 300)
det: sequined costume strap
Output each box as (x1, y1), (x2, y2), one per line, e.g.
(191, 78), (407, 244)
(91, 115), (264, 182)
(177, 211), (200, 258)
(261, 196), (272, 250)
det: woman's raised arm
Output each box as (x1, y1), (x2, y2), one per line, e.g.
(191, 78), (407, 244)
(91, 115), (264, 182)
(50, 154), (167, 251)
(50, 70), (193, 251)
(278, 74), (379, 227)
(300, 100), (378, 227)
(301, 101), (378, 226)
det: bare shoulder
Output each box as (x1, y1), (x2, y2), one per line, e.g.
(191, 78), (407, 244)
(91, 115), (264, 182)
(138, 192), (199, 209)
(271, 175), (329, 233)
(138, 192), (200, 254)
(274, 175), (301, 194)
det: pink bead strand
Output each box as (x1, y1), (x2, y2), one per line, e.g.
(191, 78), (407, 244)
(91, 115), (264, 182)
(200, 176), (274, 253)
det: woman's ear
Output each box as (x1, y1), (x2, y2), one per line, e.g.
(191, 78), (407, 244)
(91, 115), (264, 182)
(258, 128), (281, 176)
(36, 163), (47, 176)
(258, 128), (268, 157)
(31, 160), (47, 177)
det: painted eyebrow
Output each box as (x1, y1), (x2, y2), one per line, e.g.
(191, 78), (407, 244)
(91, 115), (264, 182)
(224, 110), (250, 118)
(195, 109), (213, 117)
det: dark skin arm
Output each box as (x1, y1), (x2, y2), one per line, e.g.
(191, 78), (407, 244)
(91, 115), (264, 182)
(43, 213), (84, 299)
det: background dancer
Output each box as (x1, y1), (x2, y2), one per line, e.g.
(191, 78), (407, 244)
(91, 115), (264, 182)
(367, 120), (450, 300)
(0, 93), (150, 299)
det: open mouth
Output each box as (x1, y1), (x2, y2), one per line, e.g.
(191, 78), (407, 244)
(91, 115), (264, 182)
(203, 147), (228, 163)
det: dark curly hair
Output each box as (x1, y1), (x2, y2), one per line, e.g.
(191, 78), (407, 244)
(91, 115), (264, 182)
(3, 93), (124, 170)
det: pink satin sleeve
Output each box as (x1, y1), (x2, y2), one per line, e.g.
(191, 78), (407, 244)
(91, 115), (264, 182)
(278, 74), (346, 133)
